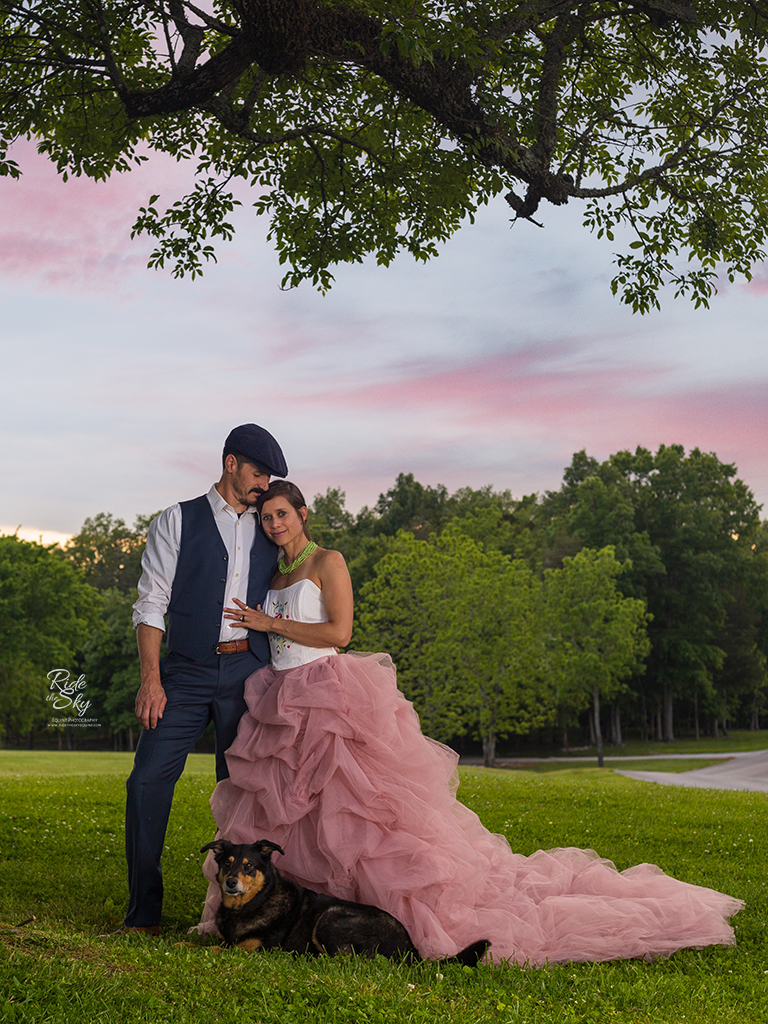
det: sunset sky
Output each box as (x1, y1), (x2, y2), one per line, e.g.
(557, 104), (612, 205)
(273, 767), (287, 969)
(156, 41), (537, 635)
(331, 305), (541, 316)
(3, 142), (767, 543)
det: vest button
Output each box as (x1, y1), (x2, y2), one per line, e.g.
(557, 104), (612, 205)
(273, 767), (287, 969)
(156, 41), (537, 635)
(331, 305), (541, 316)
(220, 578), (226, 583)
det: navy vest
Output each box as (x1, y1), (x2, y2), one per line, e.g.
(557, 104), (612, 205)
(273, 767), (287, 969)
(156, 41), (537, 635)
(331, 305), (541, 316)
(166, 494), (277, 662)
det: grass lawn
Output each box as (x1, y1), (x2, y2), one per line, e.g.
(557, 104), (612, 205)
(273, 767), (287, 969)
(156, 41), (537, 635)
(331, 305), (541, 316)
(516, 729), (768, 759)
(515, 758), (731, 774)
(1, 752), (767, 1023)
(0, 750), (216, 778)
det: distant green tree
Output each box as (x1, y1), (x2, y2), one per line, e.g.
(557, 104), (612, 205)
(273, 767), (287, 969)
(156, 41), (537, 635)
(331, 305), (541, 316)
(309, 488), (399, 593)
(629, 446), (761, 740)
(447, 495), (544, 568)
(82, 588), (147, 750)
(308, 488), (355, 547)
(65, 512), (159, 593)
(0, 536), (100, 743)
(544, 547), (651, 765)
(371, 474), (452, 540)
(709, 550), (768, 736)
(538, 454), (665, 591)
(542, 445), (762, 740)
(311, 479), (542, 595)
(354, 529), (552, 765)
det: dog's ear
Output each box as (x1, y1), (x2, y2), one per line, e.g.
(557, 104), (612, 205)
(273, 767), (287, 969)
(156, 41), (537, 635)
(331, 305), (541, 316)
(201, 839), (233, 858)
(256, 839), (285, 860)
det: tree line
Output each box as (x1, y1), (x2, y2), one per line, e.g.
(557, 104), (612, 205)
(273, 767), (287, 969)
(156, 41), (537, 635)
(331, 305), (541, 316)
(2, 444), (766, 761)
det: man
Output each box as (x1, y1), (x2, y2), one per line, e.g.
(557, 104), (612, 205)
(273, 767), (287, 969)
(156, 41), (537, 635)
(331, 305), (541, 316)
(121, 423), (287, 933)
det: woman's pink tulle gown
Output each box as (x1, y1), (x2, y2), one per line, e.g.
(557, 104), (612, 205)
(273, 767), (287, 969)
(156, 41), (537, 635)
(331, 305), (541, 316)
(196, 579), (743, 964)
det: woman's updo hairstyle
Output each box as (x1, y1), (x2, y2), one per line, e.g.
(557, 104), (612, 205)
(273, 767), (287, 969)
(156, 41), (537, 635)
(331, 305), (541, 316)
(256, 481), (312, 541)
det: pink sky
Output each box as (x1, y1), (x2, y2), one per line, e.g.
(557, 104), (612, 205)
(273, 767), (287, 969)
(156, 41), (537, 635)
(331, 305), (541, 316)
(2, 145), (768, 534)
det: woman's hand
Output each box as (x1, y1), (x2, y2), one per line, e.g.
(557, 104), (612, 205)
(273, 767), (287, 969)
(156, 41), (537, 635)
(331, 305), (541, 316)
(224, 597), (275, 633)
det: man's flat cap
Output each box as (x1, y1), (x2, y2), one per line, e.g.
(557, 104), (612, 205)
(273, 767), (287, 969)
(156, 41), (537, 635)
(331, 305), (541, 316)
(224, 424), (288, 478)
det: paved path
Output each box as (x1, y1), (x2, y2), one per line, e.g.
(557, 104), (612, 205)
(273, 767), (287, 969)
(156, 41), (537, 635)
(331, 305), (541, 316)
(614, 748), (768, 793)
(463, 750), (768, 793)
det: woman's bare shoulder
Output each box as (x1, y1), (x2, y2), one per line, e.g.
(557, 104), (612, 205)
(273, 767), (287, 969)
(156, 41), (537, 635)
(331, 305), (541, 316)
(314, 547), (348, 570)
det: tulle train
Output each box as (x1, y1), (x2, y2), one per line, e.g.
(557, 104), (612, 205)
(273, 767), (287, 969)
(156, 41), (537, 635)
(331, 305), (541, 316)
(196, 651), (743, 964)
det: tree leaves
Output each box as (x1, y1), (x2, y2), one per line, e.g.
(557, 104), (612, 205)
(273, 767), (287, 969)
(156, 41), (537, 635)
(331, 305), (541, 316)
(354, 529), (649, 763)
(0, 535), (101, 739)
(4, 1), (768, 304)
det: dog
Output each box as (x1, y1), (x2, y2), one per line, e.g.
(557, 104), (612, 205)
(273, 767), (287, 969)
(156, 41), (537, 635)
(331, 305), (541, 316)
(201, 838), (489, 965)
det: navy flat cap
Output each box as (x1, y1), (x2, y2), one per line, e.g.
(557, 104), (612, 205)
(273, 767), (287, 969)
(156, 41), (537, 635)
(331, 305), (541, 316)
(224, 424), (288, 478)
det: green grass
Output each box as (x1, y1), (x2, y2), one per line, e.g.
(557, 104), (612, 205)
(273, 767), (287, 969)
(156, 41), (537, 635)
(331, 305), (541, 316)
(531, 729), (768, 758)
(1, 757), (768, 1022)
(515, 758), (729, 774)
(0, 750), (216, 778)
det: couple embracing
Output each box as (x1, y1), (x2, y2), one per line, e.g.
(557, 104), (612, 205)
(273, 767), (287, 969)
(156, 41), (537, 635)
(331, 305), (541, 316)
(122, 423), (742, 965)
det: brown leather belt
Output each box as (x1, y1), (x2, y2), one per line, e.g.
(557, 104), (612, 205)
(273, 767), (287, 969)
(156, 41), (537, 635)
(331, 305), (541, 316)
(215, 639), (250, 655)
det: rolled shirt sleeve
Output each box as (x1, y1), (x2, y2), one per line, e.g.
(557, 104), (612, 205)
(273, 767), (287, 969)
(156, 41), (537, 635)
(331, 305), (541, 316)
(132, 504), (182, 632)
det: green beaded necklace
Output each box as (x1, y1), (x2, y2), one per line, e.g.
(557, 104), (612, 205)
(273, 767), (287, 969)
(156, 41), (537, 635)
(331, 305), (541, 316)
(278, 540), (318, 575)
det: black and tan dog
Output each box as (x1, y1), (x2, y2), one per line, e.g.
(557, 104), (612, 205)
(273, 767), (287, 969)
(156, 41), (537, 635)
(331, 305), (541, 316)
(201, 838), (489, 964)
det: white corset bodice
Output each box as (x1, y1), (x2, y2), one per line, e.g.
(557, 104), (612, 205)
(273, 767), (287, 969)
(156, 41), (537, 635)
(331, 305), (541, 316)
(264, 578), (337, 670)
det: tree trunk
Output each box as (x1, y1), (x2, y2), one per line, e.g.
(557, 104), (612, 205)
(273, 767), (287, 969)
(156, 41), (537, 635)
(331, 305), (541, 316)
(694, 692), (700, 741)
(593, 686), (604, 768)
(128, 726), (135, 752)
(639, 689), (647, 742)
(558, 705), (569, 753)
(588, 707), (596, 747)
(610, 704), (622, 747)
(712, 717), (719, 739)
(655, 706), (662, 742)
(663, 688), (674, 742)
(482, 731), (496, 768)
(751, 707), (760, 731)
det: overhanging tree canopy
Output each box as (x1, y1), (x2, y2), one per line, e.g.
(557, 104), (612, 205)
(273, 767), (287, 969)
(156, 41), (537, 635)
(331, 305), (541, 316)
(3, 0), (768, 307)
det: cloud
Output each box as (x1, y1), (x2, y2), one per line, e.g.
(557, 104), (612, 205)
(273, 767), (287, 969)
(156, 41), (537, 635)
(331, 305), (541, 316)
(0, 143), (196, 289)
(275, 347), (768, 511)
(0, 524), (71, 547)
(2, 156), (768, 533)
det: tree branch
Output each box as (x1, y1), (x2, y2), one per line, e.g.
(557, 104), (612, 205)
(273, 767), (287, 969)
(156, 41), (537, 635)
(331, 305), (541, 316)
(203, 93), (385, 162)
(569, 83), (768, 201)
(167, 0), (205, 76)
(88, 0), (127, 94)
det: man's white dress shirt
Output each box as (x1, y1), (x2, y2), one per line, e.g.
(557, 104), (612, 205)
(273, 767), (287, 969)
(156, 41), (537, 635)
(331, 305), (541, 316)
(132, 483), (258, 643)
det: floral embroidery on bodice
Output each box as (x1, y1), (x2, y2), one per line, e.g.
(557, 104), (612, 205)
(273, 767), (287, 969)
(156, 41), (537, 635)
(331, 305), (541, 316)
(265, 578), (337, 670)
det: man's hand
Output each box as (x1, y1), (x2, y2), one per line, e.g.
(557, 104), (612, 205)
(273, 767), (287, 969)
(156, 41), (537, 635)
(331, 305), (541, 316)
(135, 623), (166, 729)
(135, 679), (167, 730)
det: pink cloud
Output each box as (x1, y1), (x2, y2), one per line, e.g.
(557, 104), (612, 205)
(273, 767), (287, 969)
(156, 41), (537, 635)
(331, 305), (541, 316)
(293, 347), (768, 506)
(319, 344), (666, 423)
(0, 142), (194, 288)
(740, 268), (768, 295)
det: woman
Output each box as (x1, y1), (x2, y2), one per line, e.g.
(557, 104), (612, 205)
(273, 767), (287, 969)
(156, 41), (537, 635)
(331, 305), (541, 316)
(197, 481), (743, 964)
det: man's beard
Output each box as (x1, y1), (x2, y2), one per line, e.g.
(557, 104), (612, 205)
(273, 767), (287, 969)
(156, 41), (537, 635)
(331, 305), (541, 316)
(233, 477), (265, 507)
(240, 487), (264, 506)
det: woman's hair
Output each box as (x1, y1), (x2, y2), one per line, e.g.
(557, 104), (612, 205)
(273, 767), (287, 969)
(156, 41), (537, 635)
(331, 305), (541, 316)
(256, 481), (312, 540)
